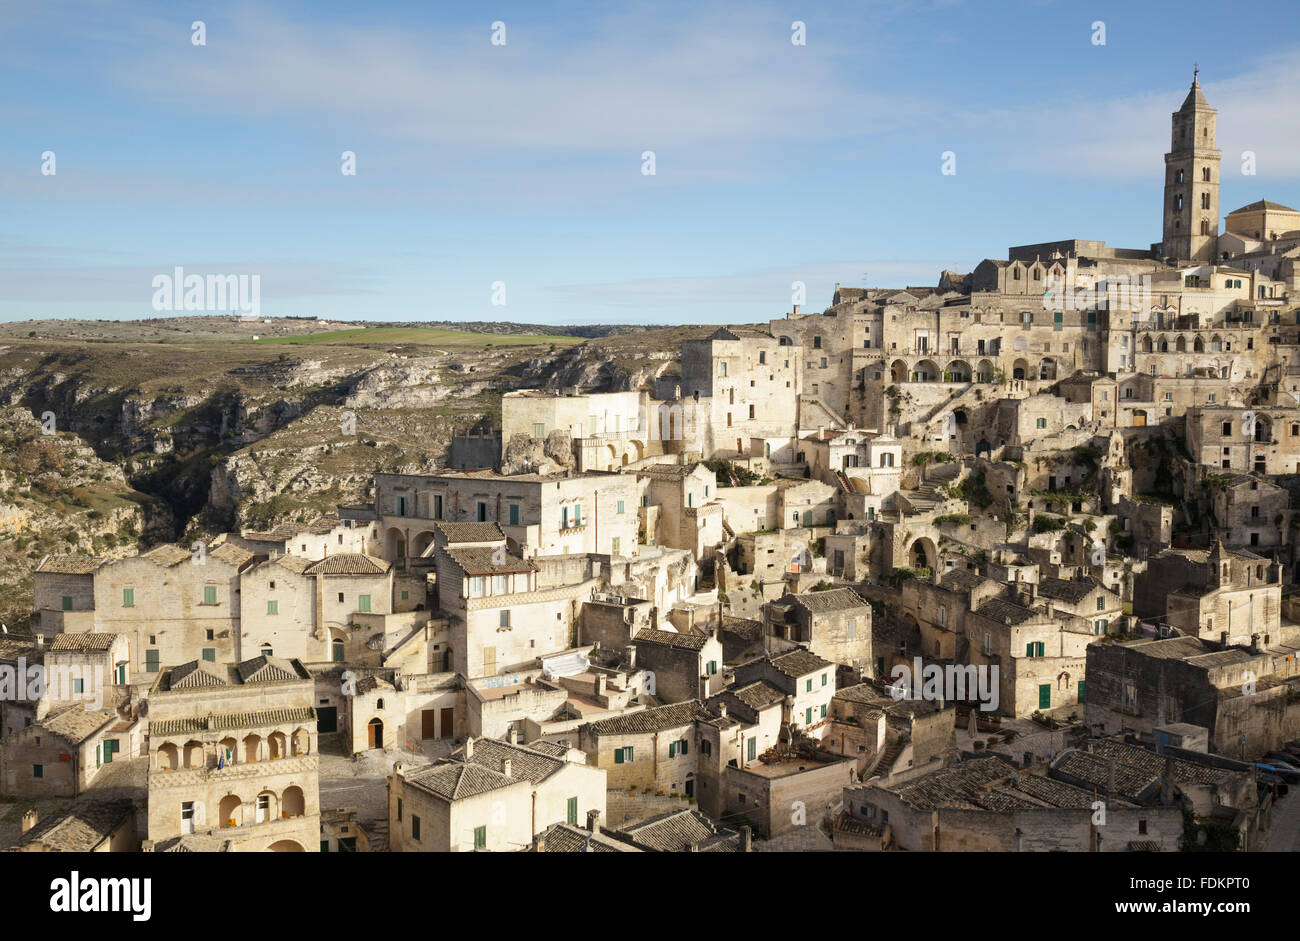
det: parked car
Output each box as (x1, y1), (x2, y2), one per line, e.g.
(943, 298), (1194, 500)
(1257, 762), (1300, 785)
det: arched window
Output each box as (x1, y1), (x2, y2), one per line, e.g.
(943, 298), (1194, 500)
(331, 639), (345, 662)
(1176, 169), (1184, 183)
(1201, 220), (1211, 235)
(1201, 192), (1210, 209)
(1202, 167), (1211, 181)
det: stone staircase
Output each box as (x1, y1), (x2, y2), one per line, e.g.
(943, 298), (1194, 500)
(900, 464), (961, 515)
(869, 737), (906, 780)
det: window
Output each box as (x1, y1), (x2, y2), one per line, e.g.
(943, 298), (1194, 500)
(145, 650), (160, 673)
(616, 500), (625, 515)
(614, 746), (634, 763)
(820, 704), (827, 719)
(397, 798), (403, 821)
(1036, 418), (1047, 429)
(203, 585), (218, 605)
(122, 588), (134, 607)
(821, 672), (828, 687)
(1025, 642), (1045, 658)
(499, 610), (510, 629)
(332, 639), (345, 662)
(567, 797), (578, 826)
(533, 423), (545, 438)
(746, 738), (756, 761)
(1095, 619), (1106, 635)
(701, 740), (712, 756)
(73, 678), (84, 694)
(338, 592), (345, 603)
(206, 629), (214, 641)
(474, 825), (487, 849)
(805, 679), (812, 692)
(61, 596), (73, 611)
(706, 660), (718, 675)
(611, 537), (621, 556)
(411, 815), (421, 841)
(202, 648), (216, 662)
(1096, 596), (1105, 611)
(493, 574), (507, 595)
(267, 600), (279, 615)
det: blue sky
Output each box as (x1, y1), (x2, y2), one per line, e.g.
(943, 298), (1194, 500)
(3, 0), (1299, 325)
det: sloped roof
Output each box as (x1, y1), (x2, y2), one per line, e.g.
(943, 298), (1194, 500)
(632, 628), (710, 651)
(444, 546), (536, 576)
(789, 588), (869, 614)
(150, 706), (315, 736)
(35, 555), (105, 575)
(404, 762), (518, 802)
(235, 656), (302, 685)
(767, 648), (835, 678)
(586, 700), (713, 736)
(13, 798), (135, 851)
(142, 544), (194, 567)
(168, 660), (230, 690)
(49, 633), (120, 652)
(616, 809), (723, 852)
(453, 738), (566, 785)
(1228, 199), (1298, 214)
(304, 553), (389, 576)
(40, 705), (116, 745)
(433, 521), (506, 544)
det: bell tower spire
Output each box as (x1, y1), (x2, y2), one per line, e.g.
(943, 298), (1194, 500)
(1161, 72), (1221, 264)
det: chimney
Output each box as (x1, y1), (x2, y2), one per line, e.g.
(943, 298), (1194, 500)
(593, 674), (607, 697)
(536, 833), (546, 853)
(739, 825), (752, 853)
(21, 809), (37, 833)
(464, 736), (474, 759)
(507, 727), (519, 745)
(818, 425), (824, 440)
(587, 809), (601, 833)
(718, 701), (727, 718)
(792, 304), (800, 316)
(502, 757), (513, 779)
(625, 645), (637, 668)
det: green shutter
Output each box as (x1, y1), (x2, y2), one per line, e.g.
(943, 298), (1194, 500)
(1039, 684), (1051, 710)
(359, 594), (371, 612)
(474, 826), (487, 849)
(204, 585), (217, 605)
(614, 748), (624, 764)
(1078, 681), (1086, 703)
(567, 797), (578, 826)
(747, 737), (756, 761)
(267, 600), (278, 615)
(61, 596), (73, 611)
(806, 708), (813, 725)
(145, 650), (160, 673)
(668, 742), (676, 758)
(122, 588), (134, 607)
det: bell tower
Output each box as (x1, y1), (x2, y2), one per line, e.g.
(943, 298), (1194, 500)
(1161, 67), (1221, 264)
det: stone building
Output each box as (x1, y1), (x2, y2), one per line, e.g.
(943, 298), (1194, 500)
(761, 588), (873, 674)
(1133, 542), (1282, 644)
(629, 627), (723, 704)
(387, 733), (605, 852)
(836, 751), (1183, 852)
(144, 656), (319, 852)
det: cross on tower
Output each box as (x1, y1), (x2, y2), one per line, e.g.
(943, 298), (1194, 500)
(1193, 62), (1199, 82)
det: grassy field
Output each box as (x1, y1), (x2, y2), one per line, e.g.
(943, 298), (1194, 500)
(248, 326), (585, 348)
